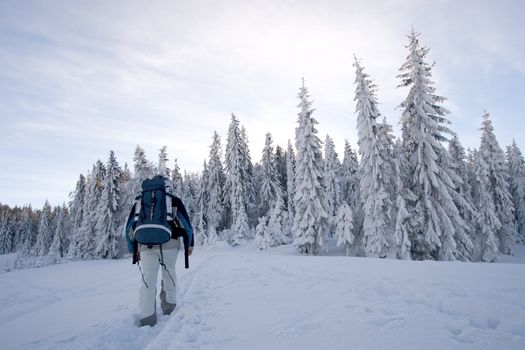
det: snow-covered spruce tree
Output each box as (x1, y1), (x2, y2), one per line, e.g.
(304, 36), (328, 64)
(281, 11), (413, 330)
(397, 30), (472, 261)
(506, 140), (525, 242)
(224, 114), (250, 245)
(157, 146), (171, 178)
(134, 145), (153, 180)
(377, 118), (396, 165)
(293, 79), (328, 255)
(240, 126), (257, 228)
(66, 174), (87, 259)
(48, 206), (60, 241)
(206, 131), (226, 242)
(479, 112), (516, 254)
(355, 58), (396, 258)
(256, 193), (289, 249)
(377, 117), (398, 206)
(194, 160), (209, 246)
(334, 202), (354, 255)
(269, 194), (290, 245)
(16, 206), (36, 255)
(324, 134), (342, 235)
(285, 140), (296, 220)
(274, 145), (288, 201)
(255, 216), (271, 250)
(181, 171), (199, 226)
(32, 200), (53, 256)
(472, 150), (500, 262)
(466, 147), (477, 183)
(0, 217), (14, 254)
(126, 145), (154, 205)
(77, 161), (106, 259)
(340, 140), (361, 213)
(260, 133), (283, 214)
(448, 136), (478, 247)
(94, 151), (121, 259)
(256, 133), (287, 249)
(115, 161), (132, 241)
(170, 158), (183, 196)
(393, 141), (413, 260)
(48, 205), (68, 262)
(11, 208), (24, 253)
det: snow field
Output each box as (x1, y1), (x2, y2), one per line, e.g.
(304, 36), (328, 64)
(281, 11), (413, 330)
(0, 243), (524, 349)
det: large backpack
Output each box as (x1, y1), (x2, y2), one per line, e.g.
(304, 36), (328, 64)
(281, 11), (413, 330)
(132, 175), (174, 247)
(130, 175), (191, 269)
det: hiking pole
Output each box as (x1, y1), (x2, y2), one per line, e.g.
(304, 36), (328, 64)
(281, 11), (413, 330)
(132, 240), (139, 265)
(183, 234), (189, 269)
(185, 247), (189, 269)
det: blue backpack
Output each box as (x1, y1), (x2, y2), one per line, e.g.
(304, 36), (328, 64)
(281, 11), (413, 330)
(130, 175), (191, 269)
(133, 175), (174, 247)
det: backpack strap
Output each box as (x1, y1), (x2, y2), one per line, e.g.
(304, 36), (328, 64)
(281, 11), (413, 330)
(166, 193), (174, 222)
(133, 195), (142, 225)
(158, 245), (176, 286)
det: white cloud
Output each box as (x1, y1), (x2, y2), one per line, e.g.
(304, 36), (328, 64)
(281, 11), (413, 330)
(0, 0), (523, 206)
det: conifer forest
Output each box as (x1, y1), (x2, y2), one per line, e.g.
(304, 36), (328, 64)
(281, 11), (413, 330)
(2, 31), (524, 267)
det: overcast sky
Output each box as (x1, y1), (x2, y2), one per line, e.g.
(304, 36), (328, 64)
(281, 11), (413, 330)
(1, 0), (524, 208)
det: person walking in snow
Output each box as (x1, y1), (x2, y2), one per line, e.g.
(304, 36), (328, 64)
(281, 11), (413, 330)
(125, 175), (194, 327)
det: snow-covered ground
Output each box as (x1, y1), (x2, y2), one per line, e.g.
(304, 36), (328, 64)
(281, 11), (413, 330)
(1, 243), (525, 350)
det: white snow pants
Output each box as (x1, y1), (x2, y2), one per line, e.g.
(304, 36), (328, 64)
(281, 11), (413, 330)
(139, 239), (180, 319)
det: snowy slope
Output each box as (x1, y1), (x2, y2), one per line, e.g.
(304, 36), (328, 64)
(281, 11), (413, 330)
(1, 243), (525, 350)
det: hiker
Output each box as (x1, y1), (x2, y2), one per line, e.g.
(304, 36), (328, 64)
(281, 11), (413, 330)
(125, 175), (194, 327)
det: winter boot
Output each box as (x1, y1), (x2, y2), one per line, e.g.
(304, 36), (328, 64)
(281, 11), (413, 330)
(139, 312), (157, 327)
(160, 287), (176, 315)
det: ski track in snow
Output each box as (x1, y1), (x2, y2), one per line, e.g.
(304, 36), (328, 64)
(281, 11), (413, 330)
(0, 244), (525, 349)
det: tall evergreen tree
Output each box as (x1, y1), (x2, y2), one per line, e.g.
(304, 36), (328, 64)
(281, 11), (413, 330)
(224, 115), (250, 245)
(256, 133), (288, 248)
(340, 140), (360, 209)
(397, 30), (472, 260)
(377, 117), (396, 164)
(285, 140), (296, 221)
(16, 206), (36, 255)
(171, 158), (184, 196)
(77, 161), (106, 259)
(393, 141), (413, 260)
(323, 134), (342, 236)
(240, 126), (257, 228)
(260, 133), (283, 214)
(274, 145), (288, 198)
(479, 112), (516, 254)
(157, 146), (171, 178)
(448, 136), (478, 249)
(355, 58), (395, 258)
(324, 136), (342, 208)
(292, 79), (328, 255)
(67, 175), (87, 259)
(0, 217), (14, 254)
(506, 140), (525, 241)
(206, 131), (226, 241)
(195, 160), (209, 245)
(48, 205), (68, 261)
(129, 145), (154, 201)
(181, 171), (199, 226)
(94, 151), (121, 259)
(472, 149), (500, 262)
(33, 201), (53, 256)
